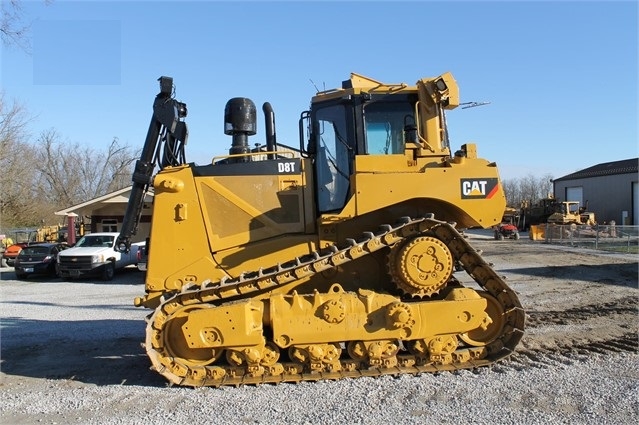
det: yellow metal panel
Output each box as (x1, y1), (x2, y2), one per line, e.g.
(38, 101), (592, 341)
(353, 153), (420, 173)
(351, 157), (505, 229)
(183, 301), (264, 348)
(212, 234), (319, 278)
(269, 288), (487, 347)
(197, 174), (305, 251)
(146, 167), (213, 293)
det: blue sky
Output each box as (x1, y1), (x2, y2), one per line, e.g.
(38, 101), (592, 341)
(1, 0), (637, 181)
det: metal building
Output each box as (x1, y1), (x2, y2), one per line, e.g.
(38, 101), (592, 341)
(552, 158), (638, 225)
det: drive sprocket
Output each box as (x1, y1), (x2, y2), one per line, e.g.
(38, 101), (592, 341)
(388, 234), (454, 297)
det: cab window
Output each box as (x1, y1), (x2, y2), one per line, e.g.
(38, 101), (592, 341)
(363, 98), (415, 155)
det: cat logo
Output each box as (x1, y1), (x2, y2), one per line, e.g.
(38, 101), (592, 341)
(460, 178), (499, 199)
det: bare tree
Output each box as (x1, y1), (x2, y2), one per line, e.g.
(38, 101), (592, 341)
(0, 93), (41, 229)
(35, 130), (139, 207)
(1, 0), (28, 48)
(1, 95), (139, 230)
(502, 179), (520, 207)
(35, 128), (82, 207)
(502, 173), (556, 209)
(91, 137), (140, 195)
(538, 173), (554, 200)
(1, 0), (52, 51)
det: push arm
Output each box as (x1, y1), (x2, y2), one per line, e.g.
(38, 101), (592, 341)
(116, 76), (188, 252)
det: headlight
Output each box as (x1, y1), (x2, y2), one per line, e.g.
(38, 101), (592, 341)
(91, 254), (104, 263)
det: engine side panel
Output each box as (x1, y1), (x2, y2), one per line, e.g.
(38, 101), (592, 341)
(351, 154), (505, 228)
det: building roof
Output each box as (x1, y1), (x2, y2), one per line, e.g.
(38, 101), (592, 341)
(553, 158), (638, 182)
(54, 186), (154, 216)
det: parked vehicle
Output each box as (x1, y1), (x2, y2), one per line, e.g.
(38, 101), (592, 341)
(2, 226), (71, 267)
(57, 232), (143, 280)
(494, 207), (521, 240)
(3, 242), (30, 267)
(1, 235), (15, 266)
(494, 222), (520, 240)
(14, 243), (69, 279)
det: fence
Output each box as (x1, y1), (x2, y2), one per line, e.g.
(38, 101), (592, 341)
(531, 224), (639, 254)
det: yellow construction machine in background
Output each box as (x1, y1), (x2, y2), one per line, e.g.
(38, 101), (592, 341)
(529, 201), (597, 240)
(547, 201), (597, 226)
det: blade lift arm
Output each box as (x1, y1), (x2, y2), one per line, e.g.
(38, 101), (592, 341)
(116, 76), (188, 252)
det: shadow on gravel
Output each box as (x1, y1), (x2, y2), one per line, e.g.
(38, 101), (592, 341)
(499, 262), (639, 286)
(0, 317), (167, 387)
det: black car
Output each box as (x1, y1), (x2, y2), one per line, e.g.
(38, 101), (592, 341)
(14, 243), (69, 279)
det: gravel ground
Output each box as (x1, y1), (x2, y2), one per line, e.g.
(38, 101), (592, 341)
(1, 231), (637, 425)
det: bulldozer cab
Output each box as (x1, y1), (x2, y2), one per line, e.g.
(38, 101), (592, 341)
(561, 201), (580, 215)
(303, 73), (454, 214)
(309, 96), (417, 213)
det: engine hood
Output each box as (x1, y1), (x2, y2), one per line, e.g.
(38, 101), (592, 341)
(58, 246), (110, 256)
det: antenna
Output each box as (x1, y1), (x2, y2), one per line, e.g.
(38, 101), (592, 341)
(460, 101), (491, 109)
(309, 79), (320, 93)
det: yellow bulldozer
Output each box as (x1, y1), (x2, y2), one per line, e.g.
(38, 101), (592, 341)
(547, 201), (597, 226)
(116, 72), (524, 387)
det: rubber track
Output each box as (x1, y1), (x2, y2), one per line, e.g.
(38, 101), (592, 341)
(144, 216), (526, 387)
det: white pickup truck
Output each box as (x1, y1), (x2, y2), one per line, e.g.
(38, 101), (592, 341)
(57, 232), (143, 280)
